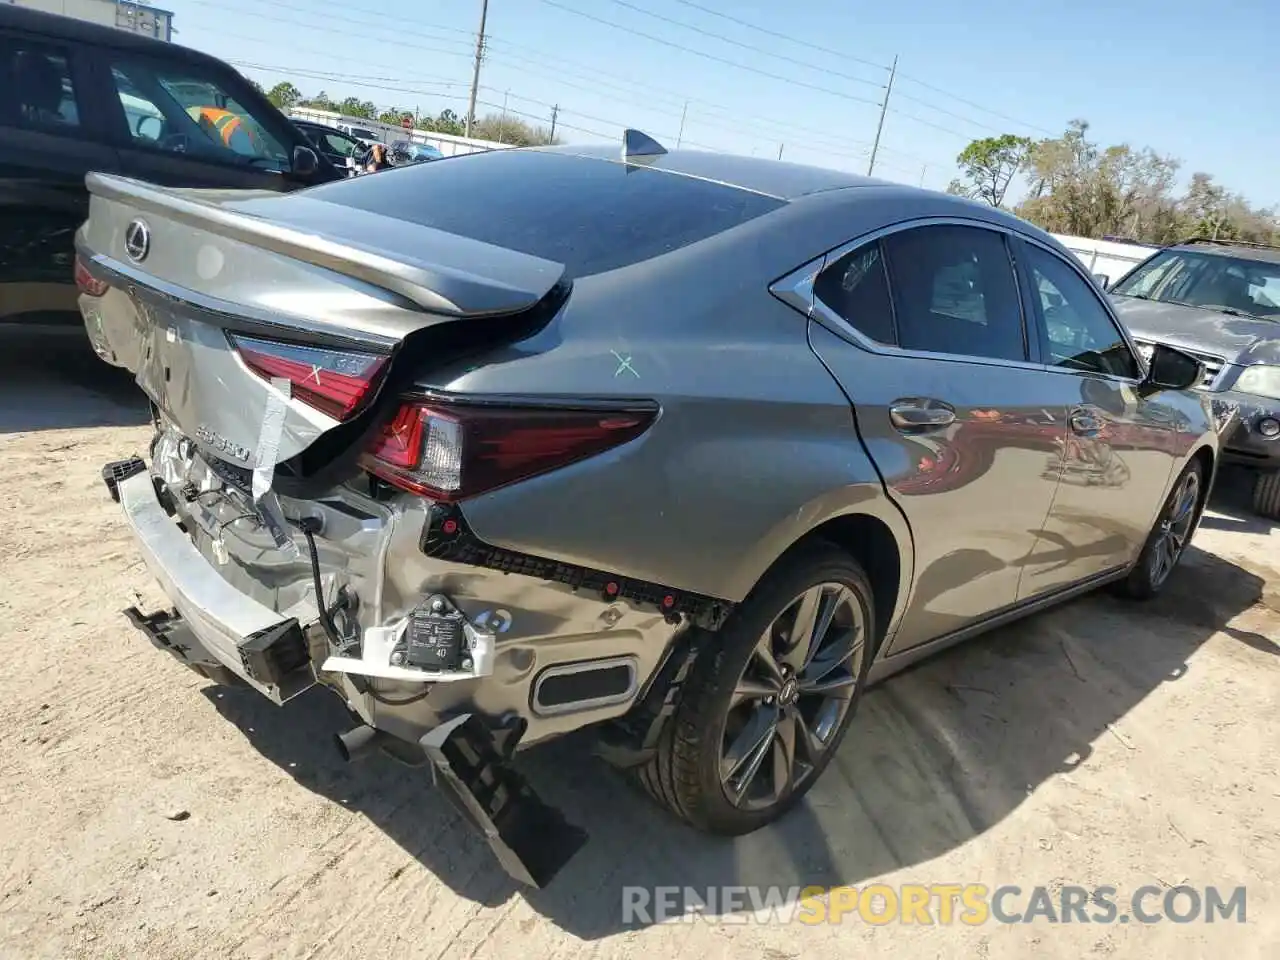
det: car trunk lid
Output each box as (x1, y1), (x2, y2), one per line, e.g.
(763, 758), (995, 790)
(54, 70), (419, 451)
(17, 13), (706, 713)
(78, 172), (567, 476)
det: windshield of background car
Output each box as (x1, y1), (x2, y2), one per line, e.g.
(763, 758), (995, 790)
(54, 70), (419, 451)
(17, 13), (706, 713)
(1111, 248), (1280, 320)
(299, 149), (785, 278)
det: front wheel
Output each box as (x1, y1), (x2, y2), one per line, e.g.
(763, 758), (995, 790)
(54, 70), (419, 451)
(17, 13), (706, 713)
(634, 543), (875, 836)
(1116, 460), (1204, 600)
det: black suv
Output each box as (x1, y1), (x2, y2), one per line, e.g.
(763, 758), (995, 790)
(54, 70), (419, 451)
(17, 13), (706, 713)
(1108, 237), (1280, 517)
(1, 5), (339, 324)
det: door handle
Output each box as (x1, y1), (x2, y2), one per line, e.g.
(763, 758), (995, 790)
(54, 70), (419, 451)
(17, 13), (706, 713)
(1070, 407), (1102, 435)
(889, 399), (956, 431)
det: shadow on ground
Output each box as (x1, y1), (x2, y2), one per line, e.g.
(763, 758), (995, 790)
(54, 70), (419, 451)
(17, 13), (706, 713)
(203, 538), (1266, 938)
(0, 323), (147, 433)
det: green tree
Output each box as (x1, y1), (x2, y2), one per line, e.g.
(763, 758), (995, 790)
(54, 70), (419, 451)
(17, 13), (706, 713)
(419, 108), (463, 136)
(471, 112), (556, 146)
(339, 97), (377, 120)
(378, 106), (409, 127)
(299, 90), (336, 111)
(266, 82), (301, 111)
(949, 134), (1032, 207)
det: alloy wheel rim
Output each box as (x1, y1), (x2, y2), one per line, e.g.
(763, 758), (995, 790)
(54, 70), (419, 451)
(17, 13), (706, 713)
(1149, 471), (1200, 588)
(719, 582), (865, 811)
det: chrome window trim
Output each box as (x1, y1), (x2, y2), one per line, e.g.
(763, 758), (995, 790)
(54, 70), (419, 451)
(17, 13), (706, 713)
(772, 215), (1157, 383)
(770, 215), (1047, 373)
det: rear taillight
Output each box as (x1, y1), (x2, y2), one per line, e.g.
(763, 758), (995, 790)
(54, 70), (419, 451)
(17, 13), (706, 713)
(74, 255), (109, 297)
(228, 333), (388, 422)
(360, 400), (657, 502)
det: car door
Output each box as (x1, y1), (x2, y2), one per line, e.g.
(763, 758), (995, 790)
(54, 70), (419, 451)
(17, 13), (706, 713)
(91, 47), (322, 191)
(0, 30), (120, 322)
(1011, 236), (1182, 596)
(804, 221), (1069, 652)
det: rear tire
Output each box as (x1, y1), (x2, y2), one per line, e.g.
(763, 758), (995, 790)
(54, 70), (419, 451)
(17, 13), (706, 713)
(633, 542), (875, 836)
(1252, 469), (1280, 521)
(1116, 459), (1204, 600)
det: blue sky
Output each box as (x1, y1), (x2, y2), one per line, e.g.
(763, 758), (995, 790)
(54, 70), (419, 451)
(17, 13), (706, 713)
(162, 0), (1279, 206)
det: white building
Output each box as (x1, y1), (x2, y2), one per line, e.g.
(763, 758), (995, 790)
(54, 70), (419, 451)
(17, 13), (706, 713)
(5, 0), (174, 41)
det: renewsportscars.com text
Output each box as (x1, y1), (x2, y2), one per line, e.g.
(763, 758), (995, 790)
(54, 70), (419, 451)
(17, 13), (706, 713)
(622, 883), (1247, 925)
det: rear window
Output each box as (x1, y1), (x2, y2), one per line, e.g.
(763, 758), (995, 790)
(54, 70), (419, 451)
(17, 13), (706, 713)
(298, 149), (785, 278)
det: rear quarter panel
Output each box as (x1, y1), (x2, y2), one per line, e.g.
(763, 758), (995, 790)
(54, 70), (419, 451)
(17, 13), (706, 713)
(413, 197), (915, 616)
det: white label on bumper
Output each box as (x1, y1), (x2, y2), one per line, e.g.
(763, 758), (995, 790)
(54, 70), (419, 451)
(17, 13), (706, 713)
(322, 620), (496, 683)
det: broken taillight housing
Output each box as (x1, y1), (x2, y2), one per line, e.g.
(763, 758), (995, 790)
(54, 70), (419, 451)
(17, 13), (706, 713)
(228, 333), (389, 422)
(360, 400), (658, 502)
(74, 254), (109, 297)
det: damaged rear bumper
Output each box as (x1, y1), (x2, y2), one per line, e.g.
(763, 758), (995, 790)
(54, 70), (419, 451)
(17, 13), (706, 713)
(102, 455), (589, 887)
(105, 457), (316, 702)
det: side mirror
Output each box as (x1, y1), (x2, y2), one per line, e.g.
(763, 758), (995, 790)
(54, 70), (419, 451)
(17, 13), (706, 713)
(136, 115), (162, 140)
(1092, 273), (1111, 290)
(292, 144), (319, 177)
(1141, 342), (1203, 394)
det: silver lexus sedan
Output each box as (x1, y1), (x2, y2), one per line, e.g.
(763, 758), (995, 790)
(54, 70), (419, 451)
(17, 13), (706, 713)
(75, 132), (1216, 887)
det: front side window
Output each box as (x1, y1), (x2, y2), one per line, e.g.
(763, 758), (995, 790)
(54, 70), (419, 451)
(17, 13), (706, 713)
(1024, 244), (1139, 378)
(108, 57), (289, 169)
(0, 39), (81, 132)
(1112, 248), (1280, 320)
(881, 225), (1026, 362)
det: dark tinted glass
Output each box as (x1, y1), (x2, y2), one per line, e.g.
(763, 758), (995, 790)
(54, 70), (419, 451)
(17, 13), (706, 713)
(299, 149), (785, 278)
(883, 225), (1026, 362)
(0, 39), (81, 131)
(1025, 244), (1139, 378)
(814, 241), (896, 344)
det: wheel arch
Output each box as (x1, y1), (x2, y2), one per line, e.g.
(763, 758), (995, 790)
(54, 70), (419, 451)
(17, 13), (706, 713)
(732, 496), (915, 660)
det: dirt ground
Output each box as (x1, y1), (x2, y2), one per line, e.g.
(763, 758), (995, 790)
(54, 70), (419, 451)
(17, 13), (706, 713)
(1, 327), (1277, 959)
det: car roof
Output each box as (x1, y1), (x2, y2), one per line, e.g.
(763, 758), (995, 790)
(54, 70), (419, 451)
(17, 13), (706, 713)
(0, 5), (223, 69)
(532, 143), (890, 200)
(1167, 240), (1280, 265)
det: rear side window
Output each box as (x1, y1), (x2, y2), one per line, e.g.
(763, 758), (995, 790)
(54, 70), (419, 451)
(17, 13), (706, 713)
(882, 225), (1026, 362)
(0, 39), (81, 132)
(299, 149), (785, 278)
(814, 242), (896, 344)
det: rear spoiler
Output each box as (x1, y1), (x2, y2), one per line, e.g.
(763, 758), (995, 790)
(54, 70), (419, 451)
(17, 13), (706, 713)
(85, 172), (566, 317)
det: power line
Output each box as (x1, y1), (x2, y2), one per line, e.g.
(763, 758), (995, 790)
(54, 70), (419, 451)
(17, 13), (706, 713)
(531, 0), (883, 108)
(206, 0), (947, 167)
(667, 0), (890, 73)
(481, 42), (891, 163)
(895, 73), (1056, 136)
(600, 0), (885, 89)
(667, 0), (1053, 136)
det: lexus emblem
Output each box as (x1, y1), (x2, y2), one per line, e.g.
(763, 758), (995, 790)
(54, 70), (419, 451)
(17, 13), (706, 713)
(124, 219), (151, 262)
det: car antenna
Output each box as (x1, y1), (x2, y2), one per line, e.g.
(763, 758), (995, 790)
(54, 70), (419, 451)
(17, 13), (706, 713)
(621, 128), (667, 164)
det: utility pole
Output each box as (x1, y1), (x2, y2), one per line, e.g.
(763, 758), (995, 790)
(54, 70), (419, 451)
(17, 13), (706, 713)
(549, 104), (559, 143)
(777, 143), (784, 160)
(918, 163), (927, 187)
(676, 100), (687, 148)
(497, 89), (509, 144)
(464, 0), (489, 138)
(866, 54), (897, 177)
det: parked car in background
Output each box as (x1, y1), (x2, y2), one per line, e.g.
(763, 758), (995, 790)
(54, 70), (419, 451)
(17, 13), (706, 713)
(388, 139), (443, 165)
(292, 118), (367, 176)
(77, 134), (1215, 888)
(0, 4), (337, 325)
(1108, 237), (1280, 517)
